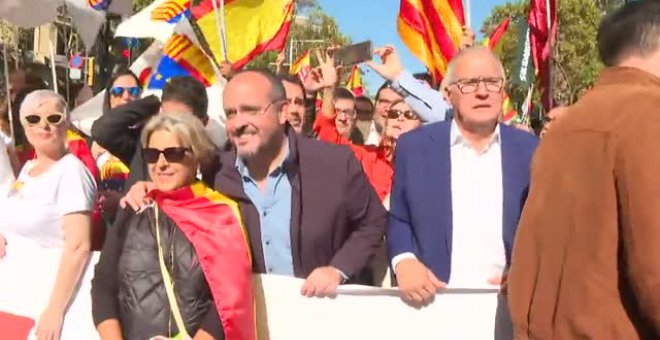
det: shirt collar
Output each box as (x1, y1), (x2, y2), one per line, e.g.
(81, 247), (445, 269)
(235, 139), (291, 179)
(450, 119), (500, 151)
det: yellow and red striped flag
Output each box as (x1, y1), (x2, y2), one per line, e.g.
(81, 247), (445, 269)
(150, 181), (255, 340)
(397, 0), (465, 83)
(483, 17), (511, 50)
(346, 65), (363, 97)
(147, 34), (217, 89)
(500, 92), (518, 125)
(289, 50), (311, 81)
(192, 0), (295, 70)
(151, 0), (191, 23)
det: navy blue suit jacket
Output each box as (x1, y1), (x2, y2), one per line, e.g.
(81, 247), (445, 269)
(387, 121), (538, 282)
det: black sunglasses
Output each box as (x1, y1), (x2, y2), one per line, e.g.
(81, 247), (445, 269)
(387, 109), (418, 120)
(23, 113), (65, 126)
(110, 86), (141, 98)
(143, 147), (191, 164)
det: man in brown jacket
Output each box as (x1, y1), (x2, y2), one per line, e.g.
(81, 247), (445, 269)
(508, 2), (660, 339)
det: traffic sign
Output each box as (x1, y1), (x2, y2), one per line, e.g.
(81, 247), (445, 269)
(69, 54), (84, 69)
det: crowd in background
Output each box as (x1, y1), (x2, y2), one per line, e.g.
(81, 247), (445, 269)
(1, 1), (660, 339)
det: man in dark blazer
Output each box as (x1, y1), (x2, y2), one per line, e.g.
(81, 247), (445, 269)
(124, 69), (387, 297)
(387, 47), (538, 308)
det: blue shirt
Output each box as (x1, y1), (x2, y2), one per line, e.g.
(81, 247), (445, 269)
(391, 69), (450, 123)
(236, 152), (294, 276)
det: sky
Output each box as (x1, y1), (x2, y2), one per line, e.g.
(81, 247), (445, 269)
(317, 0), (509, 94)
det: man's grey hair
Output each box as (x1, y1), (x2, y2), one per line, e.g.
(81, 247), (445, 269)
(441, 46), (506, 90)
(19, 90), (68, 120)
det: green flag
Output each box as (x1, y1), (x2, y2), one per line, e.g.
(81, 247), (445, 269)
(512, 18), (535, 88)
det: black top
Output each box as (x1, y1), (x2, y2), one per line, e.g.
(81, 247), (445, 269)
(92, 208), (224, 339)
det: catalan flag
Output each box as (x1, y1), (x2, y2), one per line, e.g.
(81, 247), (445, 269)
(397, 0), (465, 83)
(483, 17), (510, 50)
(150, 181), (255, 340)
(88, 0), (112, 11)
(346, 65), (364, 97)
(148, 34), (217, 89)
(191, 0), (295, 70)
(100, 156), (130, 192)
(151, 0), (191, 23)
(289, 50), (311, 81)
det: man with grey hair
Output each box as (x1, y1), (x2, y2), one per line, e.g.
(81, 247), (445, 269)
(387, 47), (538, 331)
(508, 2), (660, 338)
(124, 69), (387, 296)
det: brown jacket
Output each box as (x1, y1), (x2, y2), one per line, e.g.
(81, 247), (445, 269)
(212, 128), (387, 283)
(508, 67), (660, 339)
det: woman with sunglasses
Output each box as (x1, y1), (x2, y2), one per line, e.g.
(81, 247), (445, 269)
(92, 70), (142, 227)
(92, 112), (255, 340)
(0, 90), (97, 340)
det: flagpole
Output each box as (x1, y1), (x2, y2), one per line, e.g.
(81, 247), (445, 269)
(464, 0), (471, 27)
(49, 40), (59, 94)
(210, 0), (229, 61)
(3, 43), (15, 142)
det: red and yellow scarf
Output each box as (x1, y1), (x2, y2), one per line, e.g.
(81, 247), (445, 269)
(149, 182), (256, 340)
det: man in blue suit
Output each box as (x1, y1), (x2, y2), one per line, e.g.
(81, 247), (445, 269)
(387, 47), (538, 307)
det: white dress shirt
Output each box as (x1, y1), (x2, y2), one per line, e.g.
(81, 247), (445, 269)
(392, 121), (506, 288)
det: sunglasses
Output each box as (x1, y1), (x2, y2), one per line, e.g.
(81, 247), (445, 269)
(143, 147), (191, 164)
(23, 113), (65, 126)
(387, 109), (418, 120)
(110, 86), (141, 98)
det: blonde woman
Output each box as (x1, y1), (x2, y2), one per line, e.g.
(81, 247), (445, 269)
(92, 112), (255, 340)
(0, 90), (96, 340)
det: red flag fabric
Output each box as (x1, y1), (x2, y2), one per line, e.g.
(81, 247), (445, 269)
(0, 312), (34, 339)
(486, 17), (511, 50)
(528, 0), (557, 111)
(150, 182), (255, 340)
(397, 0), (465, 83)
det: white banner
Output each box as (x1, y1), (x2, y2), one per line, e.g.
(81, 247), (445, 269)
(0, 237), (509, 340)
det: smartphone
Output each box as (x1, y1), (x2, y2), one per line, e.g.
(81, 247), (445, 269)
(334, 41), (373, 66)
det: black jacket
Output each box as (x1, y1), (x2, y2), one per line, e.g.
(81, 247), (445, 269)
(91, 208), (224, 339)
(91, 96), (161, 190)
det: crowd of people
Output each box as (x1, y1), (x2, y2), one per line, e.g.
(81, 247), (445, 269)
(0, 1), (659, 339)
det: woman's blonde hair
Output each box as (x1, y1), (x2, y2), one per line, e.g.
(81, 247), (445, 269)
(141, 112), (216, 167)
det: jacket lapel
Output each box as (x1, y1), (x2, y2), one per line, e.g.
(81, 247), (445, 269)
(427, 123), (453, 260)
(499, 125), (522, 264)
(285, 132), (303, 277)
(216, 150), (267, 273)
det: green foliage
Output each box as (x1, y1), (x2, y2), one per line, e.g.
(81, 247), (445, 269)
(481, 0), (603, 107)
(133, 0), (156, 12)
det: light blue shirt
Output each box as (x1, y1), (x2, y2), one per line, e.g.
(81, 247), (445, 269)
(391, 69), (451, 123)
(236, 152), (294, 276)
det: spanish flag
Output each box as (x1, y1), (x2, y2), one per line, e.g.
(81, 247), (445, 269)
(397, 0), (464, 83)
(148, 34), (217, 89)
(151, 0), (191, 23)
(289, 50), (311, 81)
(483, 17), (510, 50)
(192, 0), (295, 70)
(150, 182), (255, 340)
(346, 65), (364, 97)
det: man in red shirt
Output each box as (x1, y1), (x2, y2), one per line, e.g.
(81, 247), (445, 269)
(311, 50), (422, 204)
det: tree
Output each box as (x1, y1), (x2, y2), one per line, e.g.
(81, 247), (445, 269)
(133, 0), (155, 12)
(481, 0), (603, 108)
